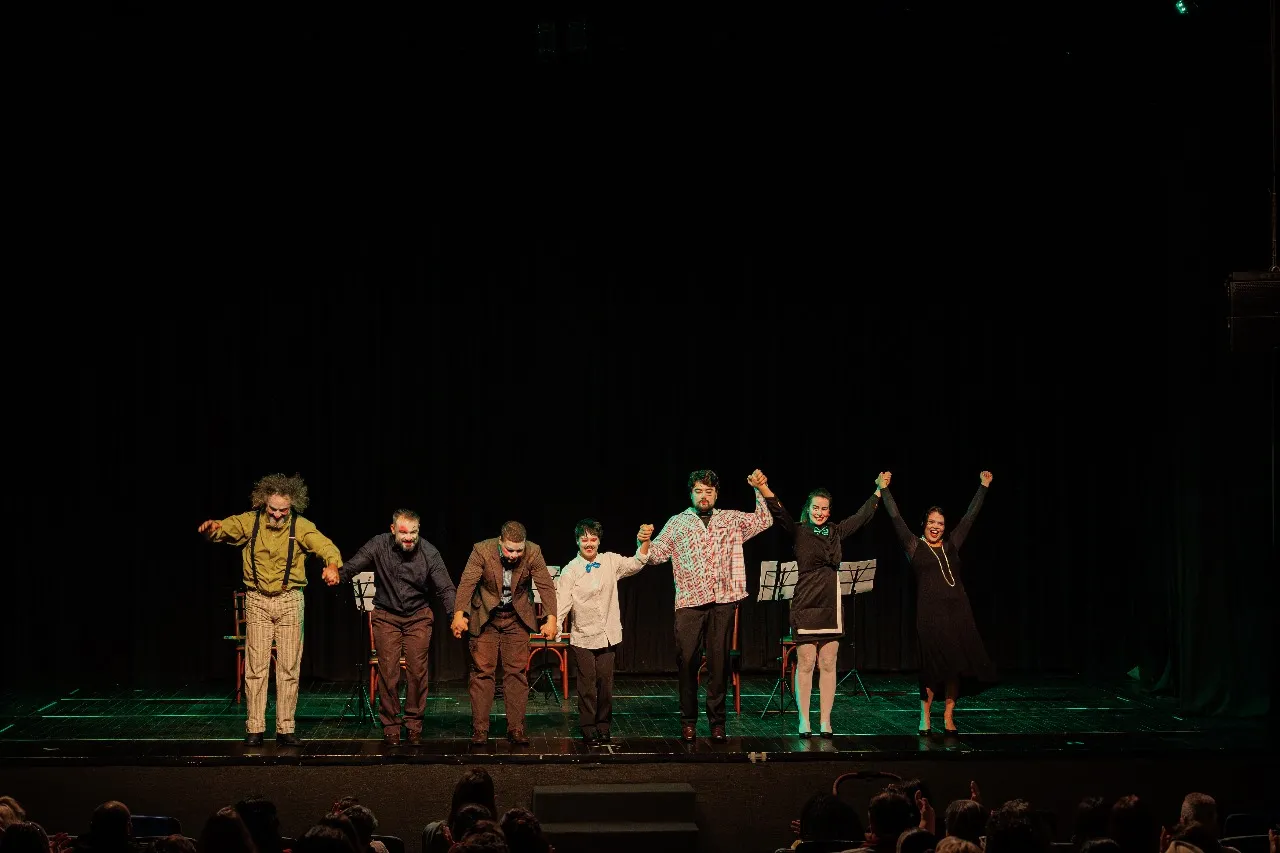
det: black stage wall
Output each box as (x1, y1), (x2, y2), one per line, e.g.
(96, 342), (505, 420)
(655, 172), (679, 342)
(2, 2), (1275, 717)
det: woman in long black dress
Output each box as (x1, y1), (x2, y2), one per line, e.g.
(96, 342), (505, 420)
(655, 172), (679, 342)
(880, 471), (997, 736)
(755, 470), (891, 737)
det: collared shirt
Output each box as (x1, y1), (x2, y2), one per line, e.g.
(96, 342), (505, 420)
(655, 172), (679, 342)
(339, 533), (457, 618)
(501, 564), (513, 605)
(556, 550), (646, 648)
(210, 511), (343, 594)
(646, 490), (773, 609)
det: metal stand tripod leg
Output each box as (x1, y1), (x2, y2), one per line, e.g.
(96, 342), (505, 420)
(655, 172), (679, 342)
(836, 638), (873, 700)
(340, 615), (376, 725)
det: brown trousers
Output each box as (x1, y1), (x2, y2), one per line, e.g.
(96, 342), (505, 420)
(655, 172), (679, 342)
(467, 611), (530, 733)
(370, 607), (433, 736)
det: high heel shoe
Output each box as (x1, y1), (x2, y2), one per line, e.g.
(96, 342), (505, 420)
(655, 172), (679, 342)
(941, 723), (960, 736)
(798, 721), (812, 739)
(819, 722), (833, 738)
(917, 728), (932, 736)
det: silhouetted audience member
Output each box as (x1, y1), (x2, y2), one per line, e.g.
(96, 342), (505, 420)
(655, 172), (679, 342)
(0, 822), (50, 853)
(199, 807), (257, 853)
(1170, 823), (1221, 853)
(294, 826), (356, 853)
(1075, 798), (1114, 848)
(936, 838), (984, 853)
(1079, 840), (1123, 853)
(235, 795), (286, 853)
(152, 835), (197, 853)
(452, 820), (506, 853)
(945, 800), (986, 844)
(0, 798), (27, 831)
(867, 793), (919, 853)
(497, 809), (548, 853)
(1179, 797), (1222, 840)
(423, 769), (498, 853)
(788, 793), (864, 851)
(986, 800), (1051, 853)
(1110, 796), (1157, 853)
(75, 802), (140, 853)
(339, 806), (386, 853)
(898, 827), (939, 853)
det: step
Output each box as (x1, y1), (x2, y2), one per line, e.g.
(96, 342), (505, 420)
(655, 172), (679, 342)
(538, 821), (698, 853)
(531, 783), (697, 824)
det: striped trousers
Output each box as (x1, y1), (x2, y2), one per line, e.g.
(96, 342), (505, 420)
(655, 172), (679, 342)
(244, 588), (304, 734)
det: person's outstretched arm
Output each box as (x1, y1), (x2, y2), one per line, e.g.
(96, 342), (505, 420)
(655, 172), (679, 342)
(755, 470), (796, 536)
(950, 471), (992, 551)
(835, 471), (891, 538)
(879, 485), (919, 560)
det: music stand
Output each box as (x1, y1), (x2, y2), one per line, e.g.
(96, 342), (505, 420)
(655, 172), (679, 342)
(835, 560), (876, 700)
(756, 559), (798, 717)
(527, 566), (562, 703)
(339, 571), (376, 725)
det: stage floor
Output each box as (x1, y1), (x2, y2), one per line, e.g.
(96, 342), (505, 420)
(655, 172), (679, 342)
(1, 673), (1271, 765)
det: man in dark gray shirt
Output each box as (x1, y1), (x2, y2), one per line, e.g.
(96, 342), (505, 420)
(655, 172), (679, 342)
(325, 508), (457, 745)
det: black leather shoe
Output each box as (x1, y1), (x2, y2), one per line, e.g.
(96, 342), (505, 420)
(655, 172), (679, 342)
(275, 733), (302, 747)
(596, 731), (612, 744)
(244, 732), (264, 746)
(917, 728), (932, 737)
(710, 725), (728, 743)
(680, 724), (696, 743)
(798, 728), (812, 739)
(820, 729), (834, 739)
(942, 726), (960, 737)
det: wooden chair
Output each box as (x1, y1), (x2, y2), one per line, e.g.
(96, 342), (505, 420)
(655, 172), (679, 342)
(780, 632), (799, 692)
(526, 602), (571, 701)
(698, 604), (741, 714)
(224, 590), (275, 703)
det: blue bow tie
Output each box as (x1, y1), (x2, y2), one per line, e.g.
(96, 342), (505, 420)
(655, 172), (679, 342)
(585, 562), (600, 573)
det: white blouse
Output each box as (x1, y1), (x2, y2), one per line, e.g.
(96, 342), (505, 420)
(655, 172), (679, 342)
(555, 550), (646, 649)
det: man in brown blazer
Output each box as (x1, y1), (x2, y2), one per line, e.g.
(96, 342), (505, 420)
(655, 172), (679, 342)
(452, 520), (558, 745)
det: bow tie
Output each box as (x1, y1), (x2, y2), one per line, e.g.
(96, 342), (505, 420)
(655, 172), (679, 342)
(585, 562), (600, 573)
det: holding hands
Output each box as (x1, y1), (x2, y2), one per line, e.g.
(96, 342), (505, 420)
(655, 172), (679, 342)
(746, 469), (768, 490)
(875, 471), (892, 492)
(636, 524), (654, 542)
(980, 470), (994, 487)
(322, 565), (341, 586)
(450, 612), (468, 639)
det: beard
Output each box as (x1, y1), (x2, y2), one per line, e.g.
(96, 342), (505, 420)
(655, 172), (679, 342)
(265, 517), (288, 530)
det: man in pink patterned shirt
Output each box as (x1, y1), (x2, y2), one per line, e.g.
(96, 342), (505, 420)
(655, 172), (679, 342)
(646, 468), (773, 743)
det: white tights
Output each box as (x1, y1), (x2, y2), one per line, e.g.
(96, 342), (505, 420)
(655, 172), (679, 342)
(795, 640), (839, 731)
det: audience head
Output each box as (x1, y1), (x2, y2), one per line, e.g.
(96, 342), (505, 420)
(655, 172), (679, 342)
(1109, 795), (1156, 853)
(339, 806), (378, 849)
(946, 799), (987, 844)
(868, 791), (918, 849)
(1178, 796), (1219, 838)
(199, 807), (256, 853)
(0, 798), (27, 830)
(314, 815), (359, 853)
(898, 827), (938, 853)
(986, 799), (1052, 853)
(453, 820), (507, 853)
(450, 805), (494, 845)
(798, 793), (863, 843)
(449, 769), (497, 824)
(151, 836), (197, 853)
(937, 838), (984, 853)
(0, 822), (50, 853)
(498, 808), (548, 853)
(89, 802), (133, 843)
(295, 824), (357, 853)
(234, 794), (283, 853)
(1080, 840), (1123, 853)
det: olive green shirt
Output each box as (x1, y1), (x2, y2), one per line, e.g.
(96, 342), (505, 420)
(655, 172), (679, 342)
(211, 511), (343, 594)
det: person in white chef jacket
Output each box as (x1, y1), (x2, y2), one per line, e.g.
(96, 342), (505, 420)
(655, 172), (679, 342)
(555, 517), (654, 745)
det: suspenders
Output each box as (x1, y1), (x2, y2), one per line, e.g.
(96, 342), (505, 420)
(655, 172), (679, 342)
(248, 509), (301, 593)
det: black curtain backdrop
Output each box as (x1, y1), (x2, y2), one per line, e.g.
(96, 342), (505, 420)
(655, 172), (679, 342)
(3, 2), (1274, 717)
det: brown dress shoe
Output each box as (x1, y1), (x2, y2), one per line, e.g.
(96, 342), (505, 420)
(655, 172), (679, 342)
(710, 725), (727, 743)
(382, 731), (401, 747)
(507, 729), (531, 746)
(680, 724), (696, 743)
(470, 730), (488, 745)
(407, 730), (422, 745)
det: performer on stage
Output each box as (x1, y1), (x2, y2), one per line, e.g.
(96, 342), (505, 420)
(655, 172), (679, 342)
(555, 518), (654, 745)
(323, 509), (457, 746)
(646, 469), (773, 743)
(451, 521), (558, 746)
(198, 473), (343, 746)
(880, 471), (997, 736)
(755, 470), (891, 737)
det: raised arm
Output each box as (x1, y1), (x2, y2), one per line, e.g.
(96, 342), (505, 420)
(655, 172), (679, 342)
(297, 520), (343, 582)
(949, 472), (991, 551)
(879, 487), (919, 559)
(734, 470), (774, 541)
(646, 517), (678, 565)
(617, 524), (654, 580)
(199, 512), (253, 545)
(835, 472), (891, 538)
(753, 469), (797, 536)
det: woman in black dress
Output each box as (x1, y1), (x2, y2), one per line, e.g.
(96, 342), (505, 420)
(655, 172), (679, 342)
(880, 471), (996, 736)
(755, 470), (891, 737)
